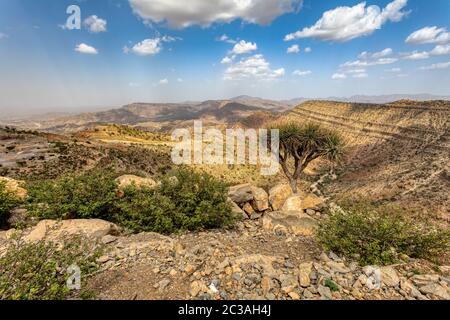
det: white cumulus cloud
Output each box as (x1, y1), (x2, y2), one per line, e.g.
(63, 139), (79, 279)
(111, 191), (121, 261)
(130, 39), (161, 56)
(405, 26), (450, 45)
(287, 44), (300, 54)
(430, 44), (450, 56)
(224, 54), (285, 81)
(129, 0), (302, 28)
(83, 15), (107, 33)
(232, 40), (257, 55)
(401, 50), (430, 60)
(159, 78), (169, 85)
(284, 0), (409, 42)
(304, 47), (312, 53)
(75, 43), (98, 55)
(125, 36), (179, 56)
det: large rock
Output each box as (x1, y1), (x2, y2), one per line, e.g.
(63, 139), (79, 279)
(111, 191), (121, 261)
(115, 175), (158, 191)
(251, 187), (269, 211)
(0, 177), (27, 200)
(228, 184), (253, 205)
(380, 267), (400, 287)
(23, 219), (119, 243)
(262, 211), (318, 236)
(419, 283), (450, 300)
(269, 184), (293, 211)
(301, 194), (323, 210)
(281, 195), (303, 211)
(228, 198), (247, 219)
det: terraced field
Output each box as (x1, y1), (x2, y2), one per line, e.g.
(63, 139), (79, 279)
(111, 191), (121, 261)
(283, 100), (450, 221)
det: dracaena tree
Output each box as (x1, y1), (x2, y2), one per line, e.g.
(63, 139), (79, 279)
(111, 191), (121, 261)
(275, 122), (345, 194)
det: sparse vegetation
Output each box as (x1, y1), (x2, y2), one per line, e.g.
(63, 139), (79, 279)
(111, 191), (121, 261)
(0, 236), (101, 300)
(0, 181), (21, 227)
(117, 169), (236, 234)
(275, 122), (344, 193)
(26, 167), (235, 234)
(27, 169), (118, 220)
(318, 201), (450, 266)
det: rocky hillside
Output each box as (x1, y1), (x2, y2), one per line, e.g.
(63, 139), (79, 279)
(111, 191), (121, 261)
(283, 100), (450, 221)
(1, 99), (288, 134)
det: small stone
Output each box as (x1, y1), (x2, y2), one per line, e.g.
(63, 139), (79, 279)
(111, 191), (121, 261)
(328, 252), (341, 262)
(101, 235), (117, 244)
(158, 279), (171, 291)
(261, 276), (271, 294)
(288, 292), (301, 300)
(299, 262), (313, 288)
(326, 261), (350, 274)
(190, 281), (204, 297)
(152, 267), (160, 274)
(97, 255), (111, 264)
(318, 285), (332, 300)
(185, 265), (195, 274)
(380, 267), (400, 287)
(169, 269), (178, 277)
(351, 288), (363, 299)
(305, 209), (316, 216)
(303, 289), (314, 299)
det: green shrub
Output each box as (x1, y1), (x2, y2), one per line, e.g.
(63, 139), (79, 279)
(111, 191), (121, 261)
(117, 169), (236, 234)
(0, 237), (101, 300)
(116, 186), (177, 234)
(324, 279), (339, 292)
(318, 201), (450, 266)
(0, 181), (21, 227)
(27, 169), (118, 220)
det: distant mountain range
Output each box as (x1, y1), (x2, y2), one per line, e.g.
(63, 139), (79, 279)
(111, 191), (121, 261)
(2, 94), (449, 132)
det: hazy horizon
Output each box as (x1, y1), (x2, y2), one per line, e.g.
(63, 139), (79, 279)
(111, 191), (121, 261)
(1, 0), (450, 117)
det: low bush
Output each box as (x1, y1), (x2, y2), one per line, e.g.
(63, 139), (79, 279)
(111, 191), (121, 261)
(318, 201), (450, 266)
(0, 236), (101, 300)
(117, 169), (236, 234)
(27, 168), (236, 234)
(27, 169), (118, 220)
(0, 181), (21, 227)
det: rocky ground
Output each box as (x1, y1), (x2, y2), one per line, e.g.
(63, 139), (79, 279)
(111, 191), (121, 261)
(1, 177), (449, 301)
(2, 217), (449, 301)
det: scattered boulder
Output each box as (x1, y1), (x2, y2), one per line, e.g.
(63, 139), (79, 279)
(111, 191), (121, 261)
(411, 274), (440, 286)
(23, 219), (119, 243)
(228, 198), (247, 219)
(262, 211), (318, 236)
(301, 194), (323, 210)
(228, 184), (253, 205)
(268, 184), (293, 211)
(299, 262), (313, 287)
(0, 177), (27, 200)
(281, 195), (303, 211)
(251, 187), (269, 211)
(379, 267), (400, 287)
(242, 203), (255, 216)
(327, 261), (351, 274)
(419, 283), (450, 300)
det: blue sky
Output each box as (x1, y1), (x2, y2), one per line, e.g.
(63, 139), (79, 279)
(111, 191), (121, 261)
(1, 0), (450, 115)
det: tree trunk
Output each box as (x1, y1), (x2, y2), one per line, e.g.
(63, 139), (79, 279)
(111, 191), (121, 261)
(288, 177), (298, 194)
